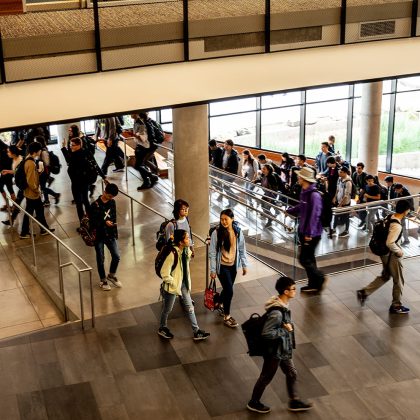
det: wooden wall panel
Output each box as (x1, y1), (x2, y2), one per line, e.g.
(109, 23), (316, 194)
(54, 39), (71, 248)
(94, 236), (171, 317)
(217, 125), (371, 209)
(0, 0), (24, 15)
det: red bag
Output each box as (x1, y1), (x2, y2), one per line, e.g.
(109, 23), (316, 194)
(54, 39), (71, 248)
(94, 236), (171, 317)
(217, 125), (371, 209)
(204, 278), (220, 311)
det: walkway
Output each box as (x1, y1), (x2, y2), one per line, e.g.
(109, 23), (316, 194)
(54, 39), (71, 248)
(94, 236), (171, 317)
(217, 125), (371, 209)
(0, 258), (419, 419)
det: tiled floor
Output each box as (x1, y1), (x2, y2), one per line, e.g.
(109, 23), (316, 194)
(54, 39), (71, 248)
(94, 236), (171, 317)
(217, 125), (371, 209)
(0, 257), (419, 419)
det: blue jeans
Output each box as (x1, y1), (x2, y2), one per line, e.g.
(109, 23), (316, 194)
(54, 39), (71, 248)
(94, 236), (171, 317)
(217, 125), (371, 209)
(94, 238), (120, 280)
(218, 264), (237, 315)
(160, 285), (198, 332)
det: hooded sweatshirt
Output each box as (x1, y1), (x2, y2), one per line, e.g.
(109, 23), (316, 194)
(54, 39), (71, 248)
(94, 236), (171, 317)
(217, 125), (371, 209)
(261, 296), (295, 360)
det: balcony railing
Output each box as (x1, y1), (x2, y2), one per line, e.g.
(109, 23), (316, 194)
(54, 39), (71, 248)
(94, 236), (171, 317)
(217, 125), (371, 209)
(0, 0), (419, 83)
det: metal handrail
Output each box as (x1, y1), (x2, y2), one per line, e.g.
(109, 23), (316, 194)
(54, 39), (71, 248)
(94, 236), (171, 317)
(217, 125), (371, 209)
(209, 173), (297, 220)
(333, 193), (420, 217)
(5, 194), (95, 329)
(210, 165), (299, 205)
(209, 186), (296, 232)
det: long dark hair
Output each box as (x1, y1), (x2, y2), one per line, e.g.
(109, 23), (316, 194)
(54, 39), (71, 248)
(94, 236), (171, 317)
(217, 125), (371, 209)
(217, 209), (237, 252)
(173, 229), (188, 246)
(243, 149), (254, 165)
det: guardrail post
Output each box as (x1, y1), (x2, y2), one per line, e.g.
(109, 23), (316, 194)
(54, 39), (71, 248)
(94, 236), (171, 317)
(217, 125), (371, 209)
(130, 198), (135, 246)
(79, 272), (85, 329)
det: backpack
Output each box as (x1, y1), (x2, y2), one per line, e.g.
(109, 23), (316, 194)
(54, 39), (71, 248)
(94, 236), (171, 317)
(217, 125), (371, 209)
(156, 219), (177, 251)
(241, 307), (281, 357)
(48, 150), (61, 174)
(345, 179), (357, 200)
(14, 157), (34, 191)
(79, 214), (96, 247)
(369, 216), (402, 256)
(155, 245), (178, 279)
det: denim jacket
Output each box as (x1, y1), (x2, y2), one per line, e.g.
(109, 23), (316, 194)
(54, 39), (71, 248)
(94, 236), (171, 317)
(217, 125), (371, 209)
(209, 225), (248, 275)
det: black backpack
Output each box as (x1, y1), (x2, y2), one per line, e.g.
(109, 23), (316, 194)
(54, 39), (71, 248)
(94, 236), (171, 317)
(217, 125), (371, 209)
(14, 157), (34, 191)
(241, 307), (281, 357)
(369, 216), (402, 256)
(156, 219), (177, 251)
(48, 150), (61, 174)
(345, 179), (357, 200)
(155, 245), (178, 279)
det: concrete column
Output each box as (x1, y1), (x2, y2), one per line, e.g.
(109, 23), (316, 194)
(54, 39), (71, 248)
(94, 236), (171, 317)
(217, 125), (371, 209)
(172, 104), (209, 240)
(358, 81), (383, 175)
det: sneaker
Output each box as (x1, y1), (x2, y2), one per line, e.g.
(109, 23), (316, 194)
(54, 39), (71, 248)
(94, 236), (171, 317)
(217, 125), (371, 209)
(43, 201), (51, 207)
(89, 185), (96, 198)
(40, 228), (55, 236)
(288, 399), (313, 412)
(2, 220), (11, 226)
(224, 316), (239, 328)
(357, 289), (367, 307)
(358, 220), (364, 227)
(99, 281), (111, 291)
(137, 182), (152, 191)
(55, 193), (61, 205)
(107, 275), (122, 288)
(389, 305), (410, 314)
(112, 168), (124, 173)
(247, 400), (271, 414)
(158, 327), (174, 339)
(401, 239), (410, 246)
(338, 230), (349, 238)
(150, 174), (159, 184)
(20, 233), (34, 239)
(193, 329), (210, 341)
(301, 285), (318, 293)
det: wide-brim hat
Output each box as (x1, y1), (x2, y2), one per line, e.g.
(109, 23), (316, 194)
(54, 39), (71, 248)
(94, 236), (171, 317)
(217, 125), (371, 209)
(296, 166), (316, 183)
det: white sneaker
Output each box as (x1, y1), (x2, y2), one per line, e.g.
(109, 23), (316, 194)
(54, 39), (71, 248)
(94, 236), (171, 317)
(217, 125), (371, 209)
(99, 281), (111, 291)
(107, 275), (122, 288)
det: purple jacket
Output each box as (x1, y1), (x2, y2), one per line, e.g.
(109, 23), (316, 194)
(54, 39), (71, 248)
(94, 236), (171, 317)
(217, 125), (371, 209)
(288, 184), (323, 237)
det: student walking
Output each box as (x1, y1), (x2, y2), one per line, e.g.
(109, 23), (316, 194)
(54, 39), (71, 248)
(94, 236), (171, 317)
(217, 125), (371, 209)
(90, 183), (122, 291)
(357, 200), (411, 314)
(158, 229), (210, 341)
(20, 142), (55, 239)
(209, 209), (248, 328)
(247, 276), (312, 414)
(287, 167), (327, 293)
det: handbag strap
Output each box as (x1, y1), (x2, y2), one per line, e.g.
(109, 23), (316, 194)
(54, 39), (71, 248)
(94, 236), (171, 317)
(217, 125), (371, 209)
(208, 278), (217, 291)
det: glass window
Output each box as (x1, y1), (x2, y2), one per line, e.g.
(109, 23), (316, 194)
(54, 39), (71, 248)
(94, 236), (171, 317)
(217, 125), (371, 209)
(261, 106), (300, 154)
(354, 80), (393, 97)
(397, 76), (420, 92)
(160, 108), (172, 123)
(351, 95), (390, 171)
(210, 98), (257, 116)
(0, 131), (12, 145)
(81, 119), (96, 134)
(306, 85), (349, 103)
(392, 91), (420, 177)
(305, 99), (348, 157)
(210, 112), (256, 147)
(161, 123), (173, 133)
(261, 91), (302, 109)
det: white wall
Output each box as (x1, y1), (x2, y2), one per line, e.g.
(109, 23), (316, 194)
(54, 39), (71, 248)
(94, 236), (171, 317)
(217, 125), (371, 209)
(1, 37), (420, 130)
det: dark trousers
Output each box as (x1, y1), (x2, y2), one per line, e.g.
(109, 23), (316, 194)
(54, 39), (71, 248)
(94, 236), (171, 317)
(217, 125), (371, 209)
(39, 172), (57, 203)
(21, 197), (49, 235)
(251, 356), (297, 402)
(333, 205), (350, 231)
(71, 183), (90, 222)
(135, 147), (154, 183)
(217, 264), (237, 315)
(94, 237), (120, 280)
(298, 234), (324, 289)
(101, 143), (124, 175)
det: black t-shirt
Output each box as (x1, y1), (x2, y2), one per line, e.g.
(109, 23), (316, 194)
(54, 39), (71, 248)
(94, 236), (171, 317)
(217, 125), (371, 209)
(365, 184), (380, 202)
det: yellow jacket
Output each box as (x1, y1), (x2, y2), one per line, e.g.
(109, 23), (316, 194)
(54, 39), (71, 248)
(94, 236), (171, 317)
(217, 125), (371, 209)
(24, 158), (41, 199)
(161, 246), (192, 295)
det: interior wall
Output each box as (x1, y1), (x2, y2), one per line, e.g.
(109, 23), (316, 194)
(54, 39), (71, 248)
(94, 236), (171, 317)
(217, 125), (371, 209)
(1, 37), (420, 130)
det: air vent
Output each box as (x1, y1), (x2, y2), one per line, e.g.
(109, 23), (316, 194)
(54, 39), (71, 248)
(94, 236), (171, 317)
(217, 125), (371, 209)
(360, 20), (396, 38)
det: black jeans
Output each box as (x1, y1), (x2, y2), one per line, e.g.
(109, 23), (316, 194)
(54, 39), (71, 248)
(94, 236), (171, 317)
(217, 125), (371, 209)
(251, 356), (297, 402)
(39, 172), (57, 203)
(218, 264), (237, 315)
(333, 204), (350, 231)
(71, 183), (90, 222)
(298, 234), (324, 289)
(101, 142), (124, 175)
(21, 197), (49, 235)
